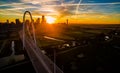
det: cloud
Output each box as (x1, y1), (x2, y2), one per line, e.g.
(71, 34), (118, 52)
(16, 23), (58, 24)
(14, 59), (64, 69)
(21, 0), (60, 5)
(0, 2), (39, 14)
(0, 3), (24, 7)
(0, 0), (120, 20)
(0, 0), (21, 4)
(0, 9), (22, 16)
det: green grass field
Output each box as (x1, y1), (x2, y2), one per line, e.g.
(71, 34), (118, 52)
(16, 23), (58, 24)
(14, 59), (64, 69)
(36, 24), (120, 47)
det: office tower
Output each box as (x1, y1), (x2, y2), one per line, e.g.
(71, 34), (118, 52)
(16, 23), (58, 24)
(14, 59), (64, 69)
(66, 19), (68, 25)
(36, 18), (40, 24)
(41, 15), (46, 24)
(41, 15), (47, 34)
(6, 20), (9, 24)
(15, 19), (20, 25)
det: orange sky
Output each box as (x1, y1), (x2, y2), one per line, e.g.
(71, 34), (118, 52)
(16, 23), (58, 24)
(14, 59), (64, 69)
(0, 0), (120, 24)
(0, 13), (120, 24)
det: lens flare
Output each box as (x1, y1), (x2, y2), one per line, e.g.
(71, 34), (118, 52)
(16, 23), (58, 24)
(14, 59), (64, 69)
(46, 16), (56, 24)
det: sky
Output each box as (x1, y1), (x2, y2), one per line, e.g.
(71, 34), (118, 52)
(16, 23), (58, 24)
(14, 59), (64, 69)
(0, 0), (120, 24)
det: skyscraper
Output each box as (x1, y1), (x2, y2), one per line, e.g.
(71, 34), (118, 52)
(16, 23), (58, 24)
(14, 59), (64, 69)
(36, 18), (40, 24)
(15, 19), (20, 25)
(66, 19), (68, 25)
(41, 15), (46, 24)
(6, 20), (9, 24)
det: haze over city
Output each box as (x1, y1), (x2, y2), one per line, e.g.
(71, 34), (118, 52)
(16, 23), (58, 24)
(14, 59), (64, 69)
(0, 0), (120, 24)
(0, 0), (120, 73)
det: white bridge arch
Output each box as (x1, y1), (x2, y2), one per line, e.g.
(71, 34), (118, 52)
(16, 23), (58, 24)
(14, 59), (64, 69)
(19, 11), (63, 73)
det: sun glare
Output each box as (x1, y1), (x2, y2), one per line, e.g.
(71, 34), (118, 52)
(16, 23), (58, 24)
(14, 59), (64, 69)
(46, 16), (56, 24)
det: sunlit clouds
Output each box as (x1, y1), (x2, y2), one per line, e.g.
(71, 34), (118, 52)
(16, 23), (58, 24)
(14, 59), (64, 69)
(0, 0), (120, 24)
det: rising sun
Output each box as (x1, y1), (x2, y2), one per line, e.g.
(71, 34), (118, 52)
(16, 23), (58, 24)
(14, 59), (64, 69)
(46, 16), (56, 24)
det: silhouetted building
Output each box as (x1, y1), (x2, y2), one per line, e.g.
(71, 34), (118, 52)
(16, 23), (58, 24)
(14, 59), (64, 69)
(66, 19), (68, 25)
(15, 19), (21, 25)
(41, 15), (47, 33)
(36, 18), (40, 24)
(41, 15), (46, 24)
(34, 18), (40, 28)
(6, 20), (9, 24)
(10, 22), (15, 25)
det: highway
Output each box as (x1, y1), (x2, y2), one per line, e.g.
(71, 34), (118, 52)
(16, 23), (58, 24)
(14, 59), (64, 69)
(19, 30), (63, 73)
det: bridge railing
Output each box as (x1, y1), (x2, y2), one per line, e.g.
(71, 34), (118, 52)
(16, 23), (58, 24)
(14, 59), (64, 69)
(19, 11), (63, 73)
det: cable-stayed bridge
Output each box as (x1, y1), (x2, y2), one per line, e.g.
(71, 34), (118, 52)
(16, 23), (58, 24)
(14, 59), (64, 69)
(1, 10), (120, 73)
(19, 11), (63, 73)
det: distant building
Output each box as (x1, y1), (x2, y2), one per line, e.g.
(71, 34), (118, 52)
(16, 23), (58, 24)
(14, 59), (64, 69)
(66, 19), (68, 25)
(66, 19), (69, 29)
(15, 19), (21, 25)
(41, 15), (46, 24)
(36, 18), (40, 24)
(41, 15), (47, 33)
(6, 20), (9, 24)
(10, 22), (15, 25)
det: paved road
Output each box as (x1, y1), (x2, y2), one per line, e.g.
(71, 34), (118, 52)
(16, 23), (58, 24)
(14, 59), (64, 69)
(19, 30), (63, 73)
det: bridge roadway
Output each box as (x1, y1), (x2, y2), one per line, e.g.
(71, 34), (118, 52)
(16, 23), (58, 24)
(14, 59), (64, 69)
(19, 30), (63, 73)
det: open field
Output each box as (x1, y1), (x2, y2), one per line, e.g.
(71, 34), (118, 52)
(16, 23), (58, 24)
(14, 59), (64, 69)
(0, 24), (120, 73)
(35, 24), (120, 73)
(36, 24), (120, 47)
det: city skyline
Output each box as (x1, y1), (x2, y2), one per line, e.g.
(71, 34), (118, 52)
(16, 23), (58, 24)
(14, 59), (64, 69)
(0, 0), (120, 24)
